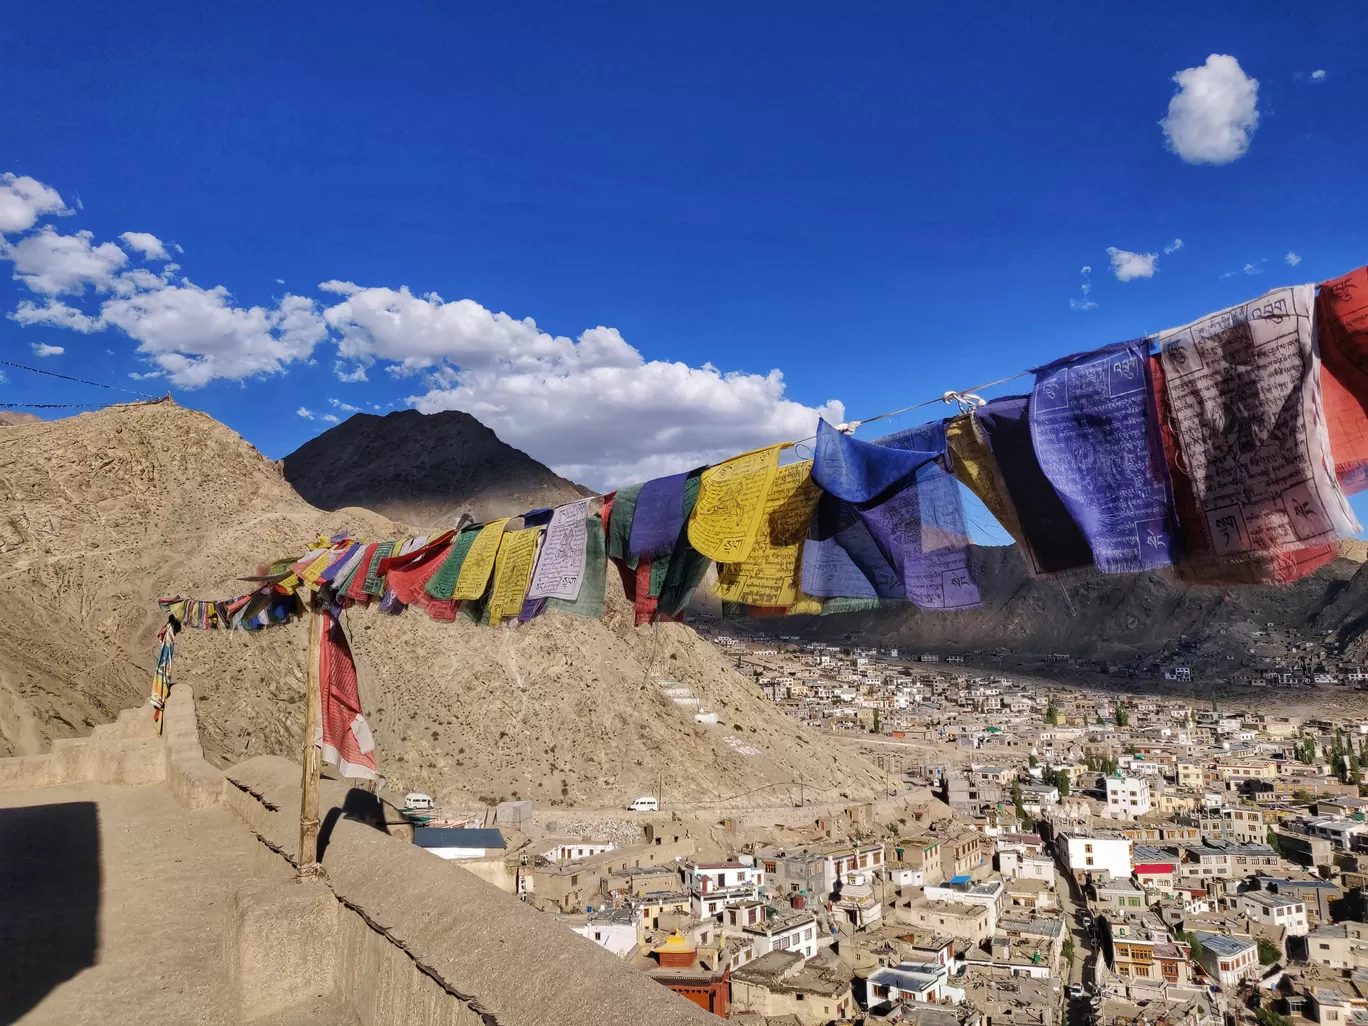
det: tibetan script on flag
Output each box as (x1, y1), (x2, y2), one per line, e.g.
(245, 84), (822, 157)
(688, 444), (783, 563)
(1157, 284), (1358, 559)
(716, 460), (821, 606)
(528, 500), (590, 601)
(1030, 341), (1177, 573)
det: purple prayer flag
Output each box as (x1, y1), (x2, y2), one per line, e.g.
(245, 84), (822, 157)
(628, 471), (690, 561)
(1030, 341), (1178, 573)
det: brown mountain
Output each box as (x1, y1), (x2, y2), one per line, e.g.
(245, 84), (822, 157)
(0, 411), (42, 426)
(0, 399), (888, 805)
(283, 408), (592, 528)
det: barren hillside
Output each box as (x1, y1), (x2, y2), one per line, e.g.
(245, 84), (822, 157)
(0, 401), (886, 806)
(283, 408), (592, 528)
(0, 411), (42, 426)
(790, 540), (1368, 680)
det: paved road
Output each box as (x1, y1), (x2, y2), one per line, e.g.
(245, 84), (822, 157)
(1055, 867), (1098, 1024)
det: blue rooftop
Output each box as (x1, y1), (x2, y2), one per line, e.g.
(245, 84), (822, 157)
(413, 827), (507, 849)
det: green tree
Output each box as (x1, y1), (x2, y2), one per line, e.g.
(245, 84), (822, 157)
(1255, 1009), (1292, 1026)
(1178, 930), (1205, 966)
(1266, 827), (1284, 858)
(1044, 699), (1060, 726)
(1048, 769), (1071, 797)
(1257, 939), (1282, 965)
(1062, 937), (1075, 964)
(1115, 705), (1130, 727)
(1028, 753), (1038, 768)
(1013, 780), (1027, 823)
(872, 709), (881, 734)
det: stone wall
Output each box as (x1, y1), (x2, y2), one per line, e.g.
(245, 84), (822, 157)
(223, 756), (716, 1026)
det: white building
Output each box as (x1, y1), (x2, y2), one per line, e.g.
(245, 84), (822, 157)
(541, 839), (616, 862)
(1104, 776), (1152, 818)
(742, 909), (818, 959)
(866, 963), (965, 1005)
(569, 909), (639, 956)
(1059, 833), (1133, 884)
(1191, 932), (1258, 988)
(683, 860), (765, 918)
(1240, 892), (1309, 937)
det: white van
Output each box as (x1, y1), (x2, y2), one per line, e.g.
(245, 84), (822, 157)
(404, 792), (435, 811)
(627, 796), (659, 812)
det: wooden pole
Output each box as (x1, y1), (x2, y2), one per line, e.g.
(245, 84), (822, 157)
(297, 608), (325, 882)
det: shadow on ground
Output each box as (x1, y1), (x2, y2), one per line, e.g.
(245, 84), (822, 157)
(0, 802), (101, 1023)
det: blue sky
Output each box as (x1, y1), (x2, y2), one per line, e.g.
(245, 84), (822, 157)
(3, 2), (1367, 535)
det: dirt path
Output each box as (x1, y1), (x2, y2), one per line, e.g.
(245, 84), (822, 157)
(0, 782), (353, 1025)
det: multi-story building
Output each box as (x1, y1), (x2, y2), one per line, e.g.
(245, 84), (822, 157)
(924, 876), (1005, 934)
(890, 836), (943, 887)
(742, 909), (818, 960)
(1306, 921), (1368, 970)
(1239, 891), (1308, 937)
(1190, 932), (1258, 989)
(946, 832), (986, 878)
(1105, 775), (1152, 818)
(1059, 831), (1133, 884)
(683, 860), (764, 918)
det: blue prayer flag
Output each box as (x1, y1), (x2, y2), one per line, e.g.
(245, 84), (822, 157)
(1030, 341), (1178, 573)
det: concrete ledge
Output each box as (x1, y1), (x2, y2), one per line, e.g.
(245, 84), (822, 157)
(163, 686), (226, 810)
(0, 685), (224, 804)
(225, 756), (715, 1026)
(226, 880), (339, 1022)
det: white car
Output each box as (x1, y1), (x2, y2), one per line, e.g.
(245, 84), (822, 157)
(627, 796), (660, 812)
(404, 792), (435, 811)
(1068, 984), (1085, 1000)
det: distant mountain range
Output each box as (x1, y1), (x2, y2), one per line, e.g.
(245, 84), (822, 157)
(282, 408), (593, 528)
(784, 539), (1368, 677)
(0, 412), (42, 426)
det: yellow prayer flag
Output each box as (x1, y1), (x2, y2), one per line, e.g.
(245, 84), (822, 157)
(788, 590), (823, 616)
(715, 460), (820, 606)
(945, 414), (1027, 548)
(687, 444), (784, 563)
(451, 519), (511, 600)
(297, 549), (334, 585)
(487, 527), (541, 623)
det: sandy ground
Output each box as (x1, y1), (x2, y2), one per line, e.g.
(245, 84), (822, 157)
(0, 782), (354, 1026)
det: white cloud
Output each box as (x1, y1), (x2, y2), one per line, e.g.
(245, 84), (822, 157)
(1311, 69), (1326, 81)
(4, 226), (128, 294)
(334, 361), (368, 382)
(1160, 54), (1260, 165)
(118, 232), (170, 261)
(1070, 266), (1097, 310)
(1286, 251), (1302, 266)
(29, 342), (64, 357)
(1243, 262), (1261, 275)
(320, 282), (843, 485)
(1, 173), (843, 484)
(10, 298), (104, 332)
(1106, 247), (1159, 281)
(275, 278), (285, 285)
(1164, 238), (1184, 254)
(0, 173), (68, 234)
(100, 281), (327, 387)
